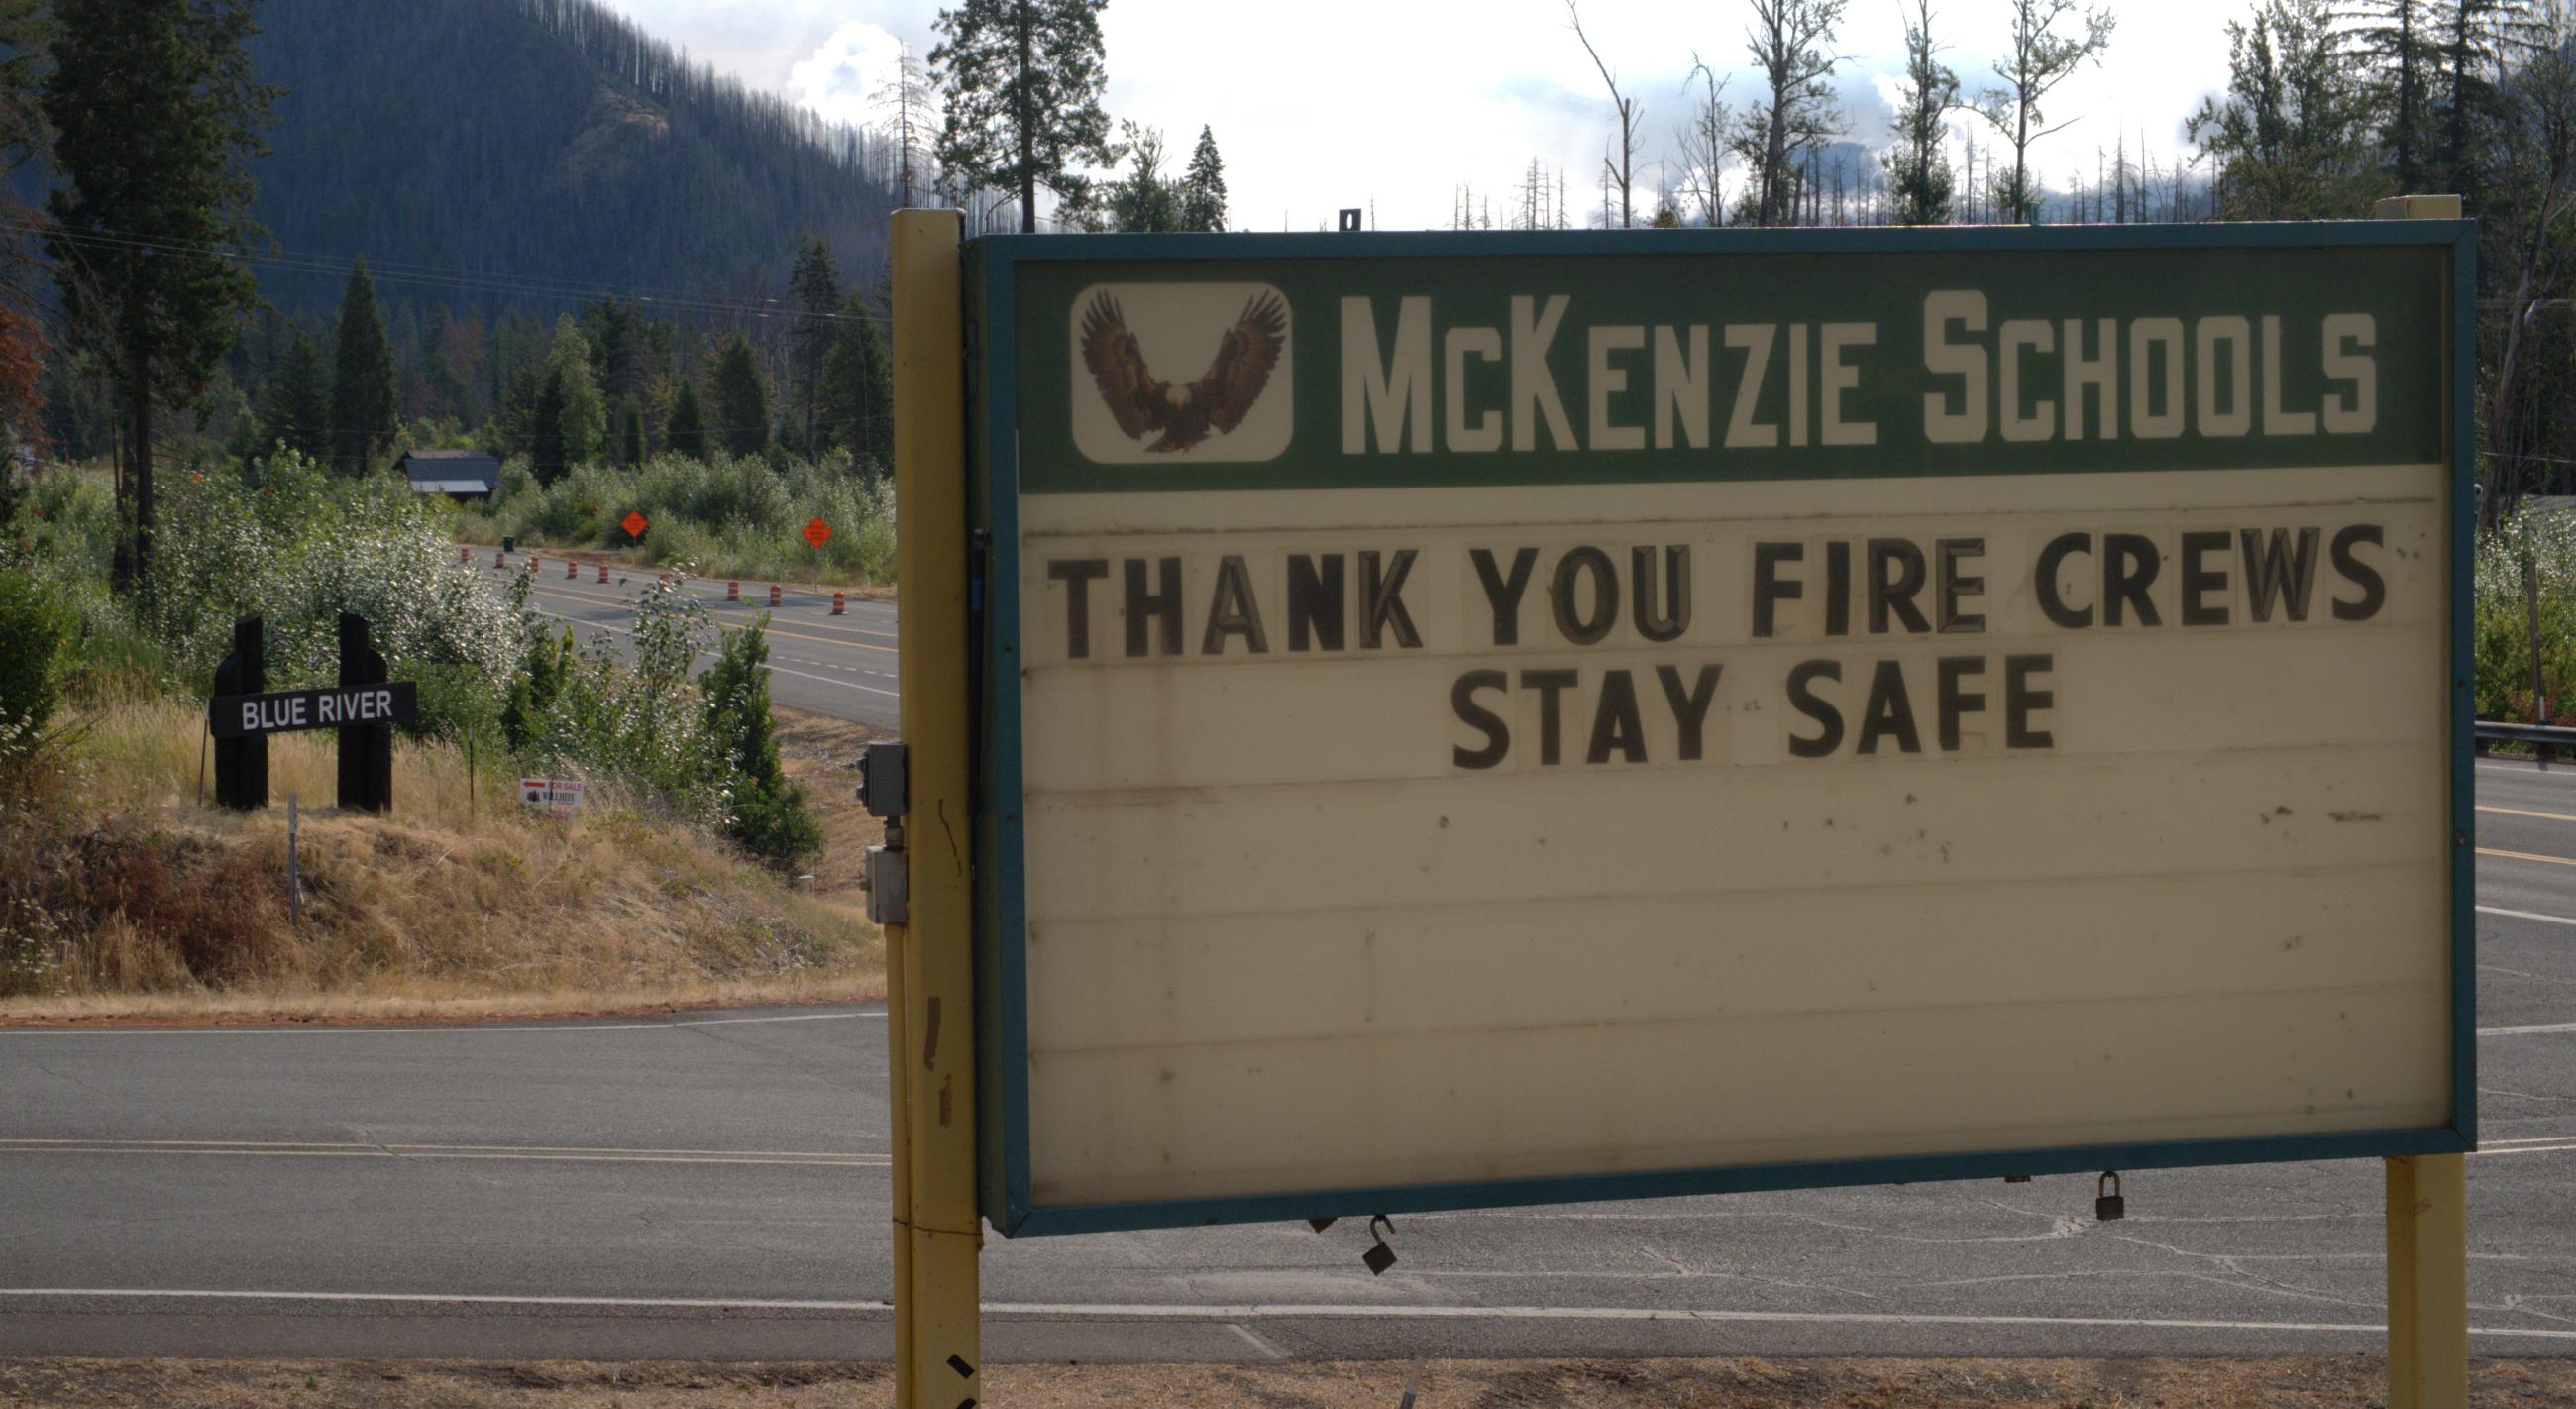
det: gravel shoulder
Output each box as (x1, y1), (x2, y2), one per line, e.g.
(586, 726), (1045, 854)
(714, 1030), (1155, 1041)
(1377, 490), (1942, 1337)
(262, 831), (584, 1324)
(4, 1357), (2571, 1408)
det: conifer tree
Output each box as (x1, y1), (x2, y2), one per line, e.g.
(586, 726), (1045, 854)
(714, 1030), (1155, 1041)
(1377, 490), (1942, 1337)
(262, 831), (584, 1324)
(45, 0), (274, 590)
(589, 298), (638, 397)
(786, 235), (840, 458)
(666, 377), (708, 460)
(1180, 125), (1228, 231)
(929, 0), (1116, 231)
(710, 334), (770, 457)
(329, 257), (397, 475)
(540, 315), (603, 470)
(617, 395), (644, 467)
(258, 330), (331, 462)
(2432, 0), (2537, 205)
(529, 364), (569, 487)
(819, 292), (893, 472)
(2359, 0), (2438, 188)
(700, 622), (822, 868)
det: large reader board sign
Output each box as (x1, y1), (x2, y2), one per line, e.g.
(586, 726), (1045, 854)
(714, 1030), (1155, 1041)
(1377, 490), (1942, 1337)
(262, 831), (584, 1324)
(967, 224), (2473, 1237)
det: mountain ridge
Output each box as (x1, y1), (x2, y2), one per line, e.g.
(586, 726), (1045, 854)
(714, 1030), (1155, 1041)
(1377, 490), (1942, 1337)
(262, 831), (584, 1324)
(241, 0), (900, 323)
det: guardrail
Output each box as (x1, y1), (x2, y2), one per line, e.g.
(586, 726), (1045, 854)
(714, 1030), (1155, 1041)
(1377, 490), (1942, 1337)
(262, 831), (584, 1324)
(2477, 720), (2576, 757)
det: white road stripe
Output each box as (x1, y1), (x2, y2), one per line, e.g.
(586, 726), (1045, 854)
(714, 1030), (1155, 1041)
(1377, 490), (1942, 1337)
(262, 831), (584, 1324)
(0, 1010), (881, 1037)
(2479, 905), (2576, 927)
(0, 1144), (888, 1168)
(531, 609), (898, 697)
(2479, 1021), (2576, 1036)
(0, 1289), (2570, 1341)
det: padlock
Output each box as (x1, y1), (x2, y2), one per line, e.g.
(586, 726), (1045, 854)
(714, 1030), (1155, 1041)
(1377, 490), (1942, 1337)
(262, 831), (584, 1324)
(1361, 1214), (1397, 1275)
(2095, 1171), (2124, 1221)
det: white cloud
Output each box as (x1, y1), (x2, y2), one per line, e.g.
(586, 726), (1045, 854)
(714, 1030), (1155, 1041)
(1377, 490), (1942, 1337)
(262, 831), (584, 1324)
(786, 20), (911, 128)
(597, 0), (2251, 230)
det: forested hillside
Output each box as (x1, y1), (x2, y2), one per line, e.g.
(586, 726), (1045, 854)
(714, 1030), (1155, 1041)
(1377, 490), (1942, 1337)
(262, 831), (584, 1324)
(244, 0), (902, 321)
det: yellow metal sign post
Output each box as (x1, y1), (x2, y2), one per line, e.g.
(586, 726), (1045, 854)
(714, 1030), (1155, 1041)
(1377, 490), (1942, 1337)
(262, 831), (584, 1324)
(2379, 189), (2468, 1409)
(888, 207), (982, 1409)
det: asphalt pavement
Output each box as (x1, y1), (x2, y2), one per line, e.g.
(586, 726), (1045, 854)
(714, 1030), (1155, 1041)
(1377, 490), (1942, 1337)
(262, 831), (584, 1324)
(457, 547), (900, 728)
(3, 757), (2575, 1362)
(5, 552), (2569, 1363)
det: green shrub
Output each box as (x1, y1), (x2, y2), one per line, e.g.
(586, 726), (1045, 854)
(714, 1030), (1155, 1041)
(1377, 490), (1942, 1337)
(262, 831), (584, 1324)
(699, 619), (821, 870)
(511, 571), (728, 825)
(460, 449), (896, 584)
(17, 468), (117, 582)
(2476, 512), (2576, 721)
(135, 450), (518, 719)
(0, 570), (70, 761)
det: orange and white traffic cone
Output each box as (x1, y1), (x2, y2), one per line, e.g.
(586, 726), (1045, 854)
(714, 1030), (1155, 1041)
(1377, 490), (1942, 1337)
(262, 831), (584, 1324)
(597, 564), (608, 584)
(493, 549), (505, 569)
(769, 583), (782, 607)
(727, 581), (739, 601)
(831, 591), (845, 615)
(566, 559), (577, 579)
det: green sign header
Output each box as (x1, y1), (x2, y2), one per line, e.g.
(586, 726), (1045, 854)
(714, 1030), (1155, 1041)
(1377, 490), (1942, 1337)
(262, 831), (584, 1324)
(1005, 240), (2450, 494)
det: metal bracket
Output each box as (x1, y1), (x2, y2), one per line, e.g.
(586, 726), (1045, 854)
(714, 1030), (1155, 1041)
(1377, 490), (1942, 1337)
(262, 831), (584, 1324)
(858, 741), (910, 820)
(859, 741), (912, 924)
(865, 844), (910, 925)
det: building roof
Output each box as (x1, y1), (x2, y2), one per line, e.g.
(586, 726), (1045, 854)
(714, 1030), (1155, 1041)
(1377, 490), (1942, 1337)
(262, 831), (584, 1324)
(394, 449), (499, 488)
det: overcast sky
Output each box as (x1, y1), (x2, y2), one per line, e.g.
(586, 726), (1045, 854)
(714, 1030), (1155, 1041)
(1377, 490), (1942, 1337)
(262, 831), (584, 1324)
(598, 0), (2241, 229)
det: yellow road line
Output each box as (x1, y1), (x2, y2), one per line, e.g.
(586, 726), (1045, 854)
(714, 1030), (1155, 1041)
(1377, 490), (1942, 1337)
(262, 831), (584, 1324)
(2478, 806), (2576, 825)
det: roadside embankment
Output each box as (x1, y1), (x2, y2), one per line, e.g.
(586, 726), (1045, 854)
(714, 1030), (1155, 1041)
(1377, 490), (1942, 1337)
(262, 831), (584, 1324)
(0, 697), (880, 1023)
(0, 1355), (2568, 1407)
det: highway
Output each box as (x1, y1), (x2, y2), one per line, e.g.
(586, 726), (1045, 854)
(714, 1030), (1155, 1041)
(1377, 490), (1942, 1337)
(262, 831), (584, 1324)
(2, 757), (2575, 1361)
(458, 548), (901, 729)
(3, 551), (2569, 1364)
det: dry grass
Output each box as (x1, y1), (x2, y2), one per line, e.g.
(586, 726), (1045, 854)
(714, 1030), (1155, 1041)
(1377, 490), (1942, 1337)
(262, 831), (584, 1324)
(1, 1356), (2571, 1408)
(0, 699), (882, 1022)
(771, 704), (890, 898)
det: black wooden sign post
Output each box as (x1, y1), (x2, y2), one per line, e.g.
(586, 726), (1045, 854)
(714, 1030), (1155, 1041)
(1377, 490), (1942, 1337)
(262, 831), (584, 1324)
(211, 617), (268, 811)
(207, 613), (413, 813)
(336, 612), (393, 813)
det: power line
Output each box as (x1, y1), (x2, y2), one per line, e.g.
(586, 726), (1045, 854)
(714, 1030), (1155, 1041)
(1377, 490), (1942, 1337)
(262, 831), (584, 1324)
(14, 217), (896, 326)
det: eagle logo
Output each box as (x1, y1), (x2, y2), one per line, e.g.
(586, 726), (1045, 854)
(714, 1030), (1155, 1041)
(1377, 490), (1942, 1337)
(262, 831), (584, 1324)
(1079, 290), (1288, 455)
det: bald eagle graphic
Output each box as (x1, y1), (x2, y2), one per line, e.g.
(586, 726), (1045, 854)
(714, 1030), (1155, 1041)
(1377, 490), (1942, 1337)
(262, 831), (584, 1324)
(1080, 290), (1287, 454)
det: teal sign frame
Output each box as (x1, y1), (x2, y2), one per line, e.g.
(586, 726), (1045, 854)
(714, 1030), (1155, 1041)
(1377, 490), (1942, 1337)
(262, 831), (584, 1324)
(966, 220), (2477, 1238)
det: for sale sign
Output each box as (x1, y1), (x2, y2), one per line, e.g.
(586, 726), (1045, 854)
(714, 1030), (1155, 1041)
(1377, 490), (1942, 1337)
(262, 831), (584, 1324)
(518, 778), (586, 813)
(968, 224), (2473, 1236)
